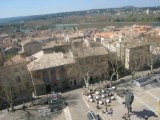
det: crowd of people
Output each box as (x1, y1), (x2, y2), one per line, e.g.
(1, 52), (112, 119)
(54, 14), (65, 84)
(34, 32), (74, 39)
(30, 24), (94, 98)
(102, 107), (114, 116)
(122, 113), (131, 120)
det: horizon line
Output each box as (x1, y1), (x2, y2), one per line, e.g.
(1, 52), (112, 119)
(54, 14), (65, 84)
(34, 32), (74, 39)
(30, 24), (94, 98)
(0, 5), (159, 19)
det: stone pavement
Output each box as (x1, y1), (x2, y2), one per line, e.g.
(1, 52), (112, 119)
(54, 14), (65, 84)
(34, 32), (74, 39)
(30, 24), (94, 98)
(1, 70), (160, 120)
(111, 82), (160, 120)
(81, 79), (160, 120)
(108, 100), (159, 120)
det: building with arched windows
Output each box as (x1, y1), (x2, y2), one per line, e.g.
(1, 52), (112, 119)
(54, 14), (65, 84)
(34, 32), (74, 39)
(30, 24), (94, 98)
(27, 52), (76, 95)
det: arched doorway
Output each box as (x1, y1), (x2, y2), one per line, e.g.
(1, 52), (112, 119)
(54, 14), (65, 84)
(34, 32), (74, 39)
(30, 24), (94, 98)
(54, 84), (58, 91)
(74, 80), (77, 86)
(62, 82), (66, 89)
(90, 77), (94, 84)
(46, 85), (51, 93)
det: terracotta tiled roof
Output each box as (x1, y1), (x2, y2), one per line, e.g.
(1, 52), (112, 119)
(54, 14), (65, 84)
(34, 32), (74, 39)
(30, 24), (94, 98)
(11, 55), (26, 63)
(95, 33), (114, 38)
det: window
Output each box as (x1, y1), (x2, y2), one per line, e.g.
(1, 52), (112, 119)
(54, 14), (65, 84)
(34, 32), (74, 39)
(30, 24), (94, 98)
(26, 82), (30, 89)
(43, 70), (49, 82)
(2, 91), (5, 97)
(12, 93), (17, 99)
(56, 71), (61, 80)
(60, 67), (65, 80)
(51, 69), (56, 81)
(17, 76), (21, 82)
(34, 71), (40, 78)
(70, 81), (72, 85)
(20, 90), (23, 97)
(11, 86), (15, 91)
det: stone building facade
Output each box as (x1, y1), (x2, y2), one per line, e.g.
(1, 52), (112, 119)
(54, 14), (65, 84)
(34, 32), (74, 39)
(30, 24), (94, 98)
(28, 45), (109, 96)
(27, 52), (76, 95)
(125, 44), (150, 71)
(0, 62), (33, 107)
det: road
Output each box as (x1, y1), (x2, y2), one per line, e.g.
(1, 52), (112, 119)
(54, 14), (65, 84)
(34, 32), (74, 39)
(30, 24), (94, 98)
(0, 86), (109, 120)
(63, 88), (89, 120)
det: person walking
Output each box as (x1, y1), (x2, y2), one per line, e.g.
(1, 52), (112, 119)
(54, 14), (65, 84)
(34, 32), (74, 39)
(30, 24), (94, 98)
(107, 108), (113, 116)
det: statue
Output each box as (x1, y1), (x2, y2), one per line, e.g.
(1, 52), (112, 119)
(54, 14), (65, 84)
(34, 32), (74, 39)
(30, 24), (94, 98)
(123, 89), (134, 114)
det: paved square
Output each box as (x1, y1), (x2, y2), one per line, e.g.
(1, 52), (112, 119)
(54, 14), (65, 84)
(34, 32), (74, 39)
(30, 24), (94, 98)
(110, 82), (160, 120)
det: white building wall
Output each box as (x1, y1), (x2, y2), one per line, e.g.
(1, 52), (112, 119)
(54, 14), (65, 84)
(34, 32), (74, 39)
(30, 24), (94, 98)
(125, 48), (130, 69)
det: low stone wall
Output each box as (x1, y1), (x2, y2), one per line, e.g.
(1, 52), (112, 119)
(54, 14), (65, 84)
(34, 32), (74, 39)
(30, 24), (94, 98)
(134, 74), (160, 87)
(134, 79), (154, 87)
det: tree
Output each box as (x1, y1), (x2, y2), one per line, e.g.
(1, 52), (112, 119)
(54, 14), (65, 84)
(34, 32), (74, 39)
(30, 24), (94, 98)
(129, 44), (150, 79)
(5, 52), (14, 61)
(92, 51), (108, 88)
(25, 82), (34, 106)
(0, 80), (15, 111)
(144, 34), (160, 73)
(0, 62), (33, 111)
(70, 47), (96, 89)
(69, 42), (108, 89)
(107, 52), (121, 86)
(147, 46), (156, 73)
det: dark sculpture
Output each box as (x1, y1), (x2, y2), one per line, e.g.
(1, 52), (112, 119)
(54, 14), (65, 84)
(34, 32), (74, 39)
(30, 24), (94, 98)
(123, 89), (134, 114)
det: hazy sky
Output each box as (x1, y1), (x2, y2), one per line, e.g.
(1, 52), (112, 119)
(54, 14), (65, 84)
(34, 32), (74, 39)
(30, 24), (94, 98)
(0, 0), (160, 18)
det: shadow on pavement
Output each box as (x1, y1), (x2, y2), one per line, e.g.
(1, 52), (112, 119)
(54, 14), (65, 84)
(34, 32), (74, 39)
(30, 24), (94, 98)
(131, 109), (158, 120)
(63, 93), (79, 107)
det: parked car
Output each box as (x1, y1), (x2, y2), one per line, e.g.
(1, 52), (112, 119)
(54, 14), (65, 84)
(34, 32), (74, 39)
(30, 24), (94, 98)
(97, 114), (103, 120)
(87, 111), (99, 120)
(49, 99), (67, 112)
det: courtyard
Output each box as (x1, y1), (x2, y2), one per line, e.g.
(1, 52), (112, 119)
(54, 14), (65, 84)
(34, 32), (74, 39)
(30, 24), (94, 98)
(0, 80), (160, 120)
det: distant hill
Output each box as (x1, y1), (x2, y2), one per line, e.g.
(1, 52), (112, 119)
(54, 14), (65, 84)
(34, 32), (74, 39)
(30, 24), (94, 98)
(0, 6), (160, 25)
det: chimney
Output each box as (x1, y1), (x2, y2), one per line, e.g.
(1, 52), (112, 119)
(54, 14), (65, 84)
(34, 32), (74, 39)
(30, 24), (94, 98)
(21, 44), (24, 52)
(65, 34), (69, 43)
(67, 34), (70, 42)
